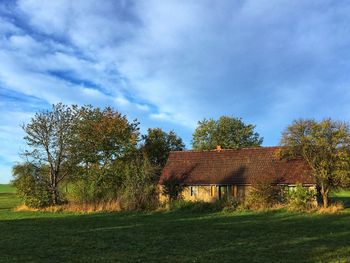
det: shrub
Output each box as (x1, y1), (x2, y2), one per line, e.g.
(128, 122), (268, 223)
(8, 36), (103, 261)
(245, 174), (282, 210)
(12, 164), (51, 208)
(222, 198), (240, 213)
(120, 156), (158, 211)
(162, 175), (184, 202)
(286, 184), (316, 211)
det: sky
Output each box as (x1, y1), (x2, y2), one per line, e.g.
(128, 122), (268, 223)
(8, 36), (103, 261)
(1, 0), (350, 183)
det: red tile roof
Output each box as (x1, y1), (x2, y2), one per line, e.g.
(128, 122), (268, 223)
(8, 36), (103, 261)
(159, 147), (314, 185)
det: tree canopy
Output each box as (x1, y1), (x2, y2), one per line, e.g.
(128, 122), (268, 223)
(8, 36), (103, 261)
(192, 116), (263, 150)
(21, 103), (78, 205)
(14, 104), (185, 209)
(141, 128), (185, 168)
(280, 118), (350, 207)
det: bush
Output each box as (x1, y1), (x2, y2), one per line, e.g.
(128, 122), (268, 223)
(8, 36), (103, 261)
(222, 198), (240, 213)
(286, 184), (316, 211)
(120, 156), (158, 211)
(245, 174), (282, 210)
(162, 175), (184, 202)
(12, 164), (51, 208)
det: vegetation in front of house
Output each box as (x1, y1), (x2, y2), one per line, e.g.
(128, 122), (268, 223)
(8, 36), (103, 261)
(1, 185), (350, 263)
(280, 118), (350, 208)
(244, 172), (283, 210)
(286, 184), (317, 212)
(11, 105), (350, 213)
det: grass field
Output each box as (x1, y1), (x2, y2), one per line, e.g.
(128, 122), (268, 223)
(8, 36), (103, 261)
(1, 185), (350, 262)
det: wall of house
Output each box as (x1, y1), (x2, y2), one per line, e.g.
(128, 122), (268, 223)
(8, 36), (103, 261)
(181, 186), (216, 202)
(158, 184), (253, 203)
(159, 184), (317, 204)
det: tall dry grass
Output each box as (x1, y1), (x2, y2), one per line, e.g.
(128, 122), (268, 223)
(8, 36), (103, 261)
(15, 199), (121, 213)
(316, 202), (344, 214)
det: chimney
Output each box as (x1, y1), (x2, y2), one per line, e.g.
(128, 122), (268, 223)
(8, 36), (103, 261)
(216, 145), (222, 152)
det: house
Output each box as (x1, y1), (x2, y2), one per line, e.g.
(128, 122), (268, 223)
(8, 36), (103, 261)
(158, 146), (315, 203)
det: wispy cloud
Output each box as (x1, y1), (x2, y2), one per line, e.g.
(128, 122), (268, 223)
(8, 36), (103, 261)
(1, 0), (350, 182)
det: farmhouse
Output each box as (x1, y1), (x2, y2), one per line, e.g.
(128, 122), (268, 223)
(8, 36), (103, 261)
(159, 146), (315, 202)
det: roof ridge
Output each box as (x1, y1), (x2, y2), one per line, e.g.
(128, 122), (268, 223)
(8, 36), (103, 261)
(170, 146), (283, 153)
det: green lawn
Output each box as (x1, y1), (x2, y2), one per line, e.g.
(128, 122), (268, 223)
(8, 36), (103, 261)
(1, 186), (350, 262)
(0, 184), (16, 193)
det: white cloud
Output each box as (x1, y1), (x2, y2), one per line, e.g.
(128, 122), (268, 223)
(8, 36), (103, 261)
(1, 0), (350, 182)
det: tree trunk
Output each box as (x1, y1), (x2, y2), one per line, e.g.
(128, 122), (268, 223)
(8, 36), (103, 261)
(320, 184), (329, 208)
(322, 194), (328, 208)
(50, 184), (58, 205)
(50, 171), (59, 205)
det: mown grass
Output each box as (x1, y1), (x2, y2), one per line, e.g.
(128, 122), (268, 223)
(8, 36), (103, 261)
(0, 184), (16, 193)
(1, 186), (350, 262)
(0, 184), (20, 211)
(331, 189), (350, 208)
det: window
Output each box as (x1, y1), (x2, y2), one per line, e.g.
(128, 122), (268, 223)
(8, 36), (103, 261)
(190, 186), (198, 197)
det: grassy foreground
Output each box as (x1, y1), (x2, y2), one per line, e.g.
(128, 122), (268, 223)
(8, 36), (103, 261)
(1, 185), (350, 262)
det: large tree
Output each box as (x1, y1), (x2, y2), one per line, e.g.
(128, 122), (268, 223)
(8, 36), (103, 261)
(21, 103), (78, 205)
(141, 128), (185, 168)
(70, 106), (140, 202)
(192, 116), (263, 150)
(280, 119), (350, 207)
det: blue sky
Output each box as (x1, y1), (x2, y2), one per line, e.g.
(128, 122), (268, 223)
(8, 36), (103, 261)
(1, 0), (350, 183)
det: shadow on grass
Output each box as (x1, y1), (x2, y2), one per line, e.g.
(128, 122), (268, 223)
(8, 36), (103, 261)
(1, 210), (350, 262)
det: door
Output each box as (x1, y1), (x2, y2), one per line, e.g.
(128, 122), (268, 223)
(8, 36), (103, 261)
(219, 186), (228, 200)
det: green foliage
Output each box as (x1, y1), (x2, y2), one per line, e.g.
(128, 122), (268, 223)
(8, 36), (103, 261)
(222, 198), (240, 212)
(161, 175), (184, 202)
(21, 103), (78, 205)
(69, 161), (125, 203)
(12, 163), (51, 208)
(120, 154), (158, 210)
(141, 128), (185, 168)
(71, 106), (139, 167)
(245, 173), (282, 209)
(280, 118), (350, 207)
(192, 116), (263, 150)
(68, 106), (141, 204)
(286, 184), (316, 211)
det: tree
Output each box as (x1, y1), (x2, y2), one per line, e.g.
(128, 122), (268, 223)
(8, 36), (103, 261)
(141, 128), (185, 168)
(22, 103), (78, 205)
(70, 106), (140, 202)
(192, 116), (263, 150)
(280, 119), (350, 207)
